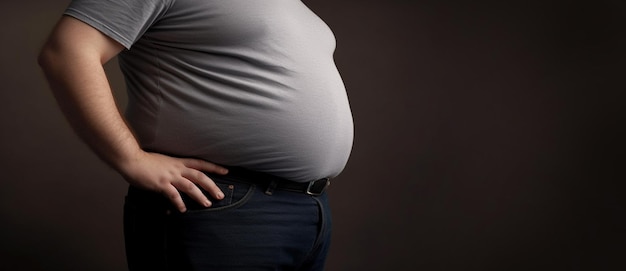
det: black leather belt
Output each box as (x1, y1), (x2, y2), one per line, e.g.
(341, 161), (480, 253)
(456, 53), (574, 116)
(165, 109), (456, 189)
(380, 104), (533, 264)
(224, 167), (331, 196)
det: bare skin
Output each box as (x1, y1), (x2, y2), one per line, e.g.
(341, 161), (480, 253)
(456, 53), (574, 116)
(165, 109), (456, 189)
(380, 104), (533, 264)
(38, 16), (227, 213)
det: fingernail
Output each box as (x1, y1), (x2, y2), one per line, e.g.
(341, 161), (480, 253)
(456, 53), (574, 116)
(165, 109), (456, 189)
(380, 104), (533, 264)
(217, 192), (224, 199)
(205, 200), (212, 207)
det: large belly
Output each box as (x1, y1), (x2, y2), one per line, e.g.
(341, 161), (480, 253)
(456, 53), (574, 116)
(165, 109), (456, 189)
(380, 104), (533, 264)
(122, 0), (353, 181)
(138, 83), (354, 182)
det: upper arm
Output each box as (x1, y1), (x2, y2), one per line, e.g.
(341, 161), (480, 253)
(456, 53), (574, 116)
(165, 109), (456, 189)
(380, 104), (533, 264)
(39, 16), (125, 67)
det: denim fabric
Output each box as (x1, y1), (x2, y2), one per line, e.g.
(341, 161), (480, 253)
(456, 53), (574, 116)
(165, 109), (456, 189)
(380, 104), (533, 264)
(123, 173), (332, 271)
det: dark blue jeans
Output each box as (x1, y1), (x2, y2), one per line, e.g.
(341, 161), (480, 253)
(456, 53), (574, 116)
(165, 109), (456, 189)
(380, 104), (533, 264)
(123, 172), (332, 271)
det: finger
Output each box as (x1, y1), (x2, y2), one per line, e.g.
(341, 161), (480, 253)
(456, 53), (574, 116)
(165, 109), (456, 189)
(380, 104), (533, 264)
(182, 168), (225, 200)
(172, 176), (213, 207)
(162, 184), (187, 213)
(182, 158), (229, 175)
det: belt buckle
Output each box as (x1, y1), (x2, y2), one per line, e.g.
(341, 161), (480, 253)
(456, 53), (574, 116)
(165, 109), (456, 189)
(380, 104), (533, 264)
(306, 178), (330, 196)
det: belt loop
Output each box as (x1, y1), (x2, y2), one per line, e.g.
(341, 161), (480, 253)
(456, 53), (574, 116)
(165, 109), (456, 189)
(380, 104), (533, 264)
(265, 180), (278, 196)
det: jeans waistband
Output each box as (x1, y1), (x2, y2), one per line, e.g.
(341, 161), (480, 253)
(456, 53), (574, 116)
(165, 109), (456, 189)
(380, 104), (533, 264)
(222, 167), (331, 196)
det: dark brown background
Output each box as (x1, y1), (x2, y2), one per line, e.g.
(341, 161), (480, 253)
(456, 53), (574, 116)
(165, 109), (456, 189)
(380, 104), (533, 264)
(1, 1), (624, 270)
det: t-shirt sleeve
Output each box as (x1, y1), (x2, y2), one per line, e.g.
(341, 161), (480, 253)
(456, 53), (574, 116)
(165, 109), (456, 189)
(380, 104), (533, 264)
(64, 0), (174, 49)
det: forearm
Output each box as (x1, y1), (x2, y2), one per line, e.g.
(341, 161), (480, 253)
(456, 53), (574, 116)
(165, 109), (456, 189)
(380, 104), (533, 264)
(39, 16), (227, 211)
(39, 48), (140, 172)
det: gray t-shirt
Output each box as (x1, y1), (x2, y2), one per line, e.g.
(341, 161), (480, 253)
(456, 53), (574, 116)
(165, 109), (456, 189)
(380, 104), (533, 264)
(64, 0), (353, 182)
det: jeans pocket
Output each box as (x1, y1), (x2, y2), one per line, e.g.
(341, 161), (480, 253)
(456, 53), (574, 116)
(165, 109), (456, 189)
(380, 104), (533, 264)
(181, 179), (256, 213)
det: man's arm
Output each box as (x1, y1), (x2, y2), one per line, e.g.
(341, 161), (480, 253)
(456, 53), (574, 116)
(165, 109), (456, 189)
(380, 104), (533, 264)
(38, 16), (226, 212)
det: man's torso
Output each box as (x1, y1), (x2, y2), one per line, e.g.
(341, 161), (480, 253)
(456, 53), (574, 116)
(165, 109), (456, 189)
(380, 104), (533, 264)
(66, 0), (354, 182)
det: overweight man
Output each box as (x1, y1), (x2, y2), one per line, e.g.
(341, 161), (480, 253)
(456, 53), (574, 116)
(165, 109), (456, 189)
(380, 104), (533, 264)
(38, 0), (353, 270)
